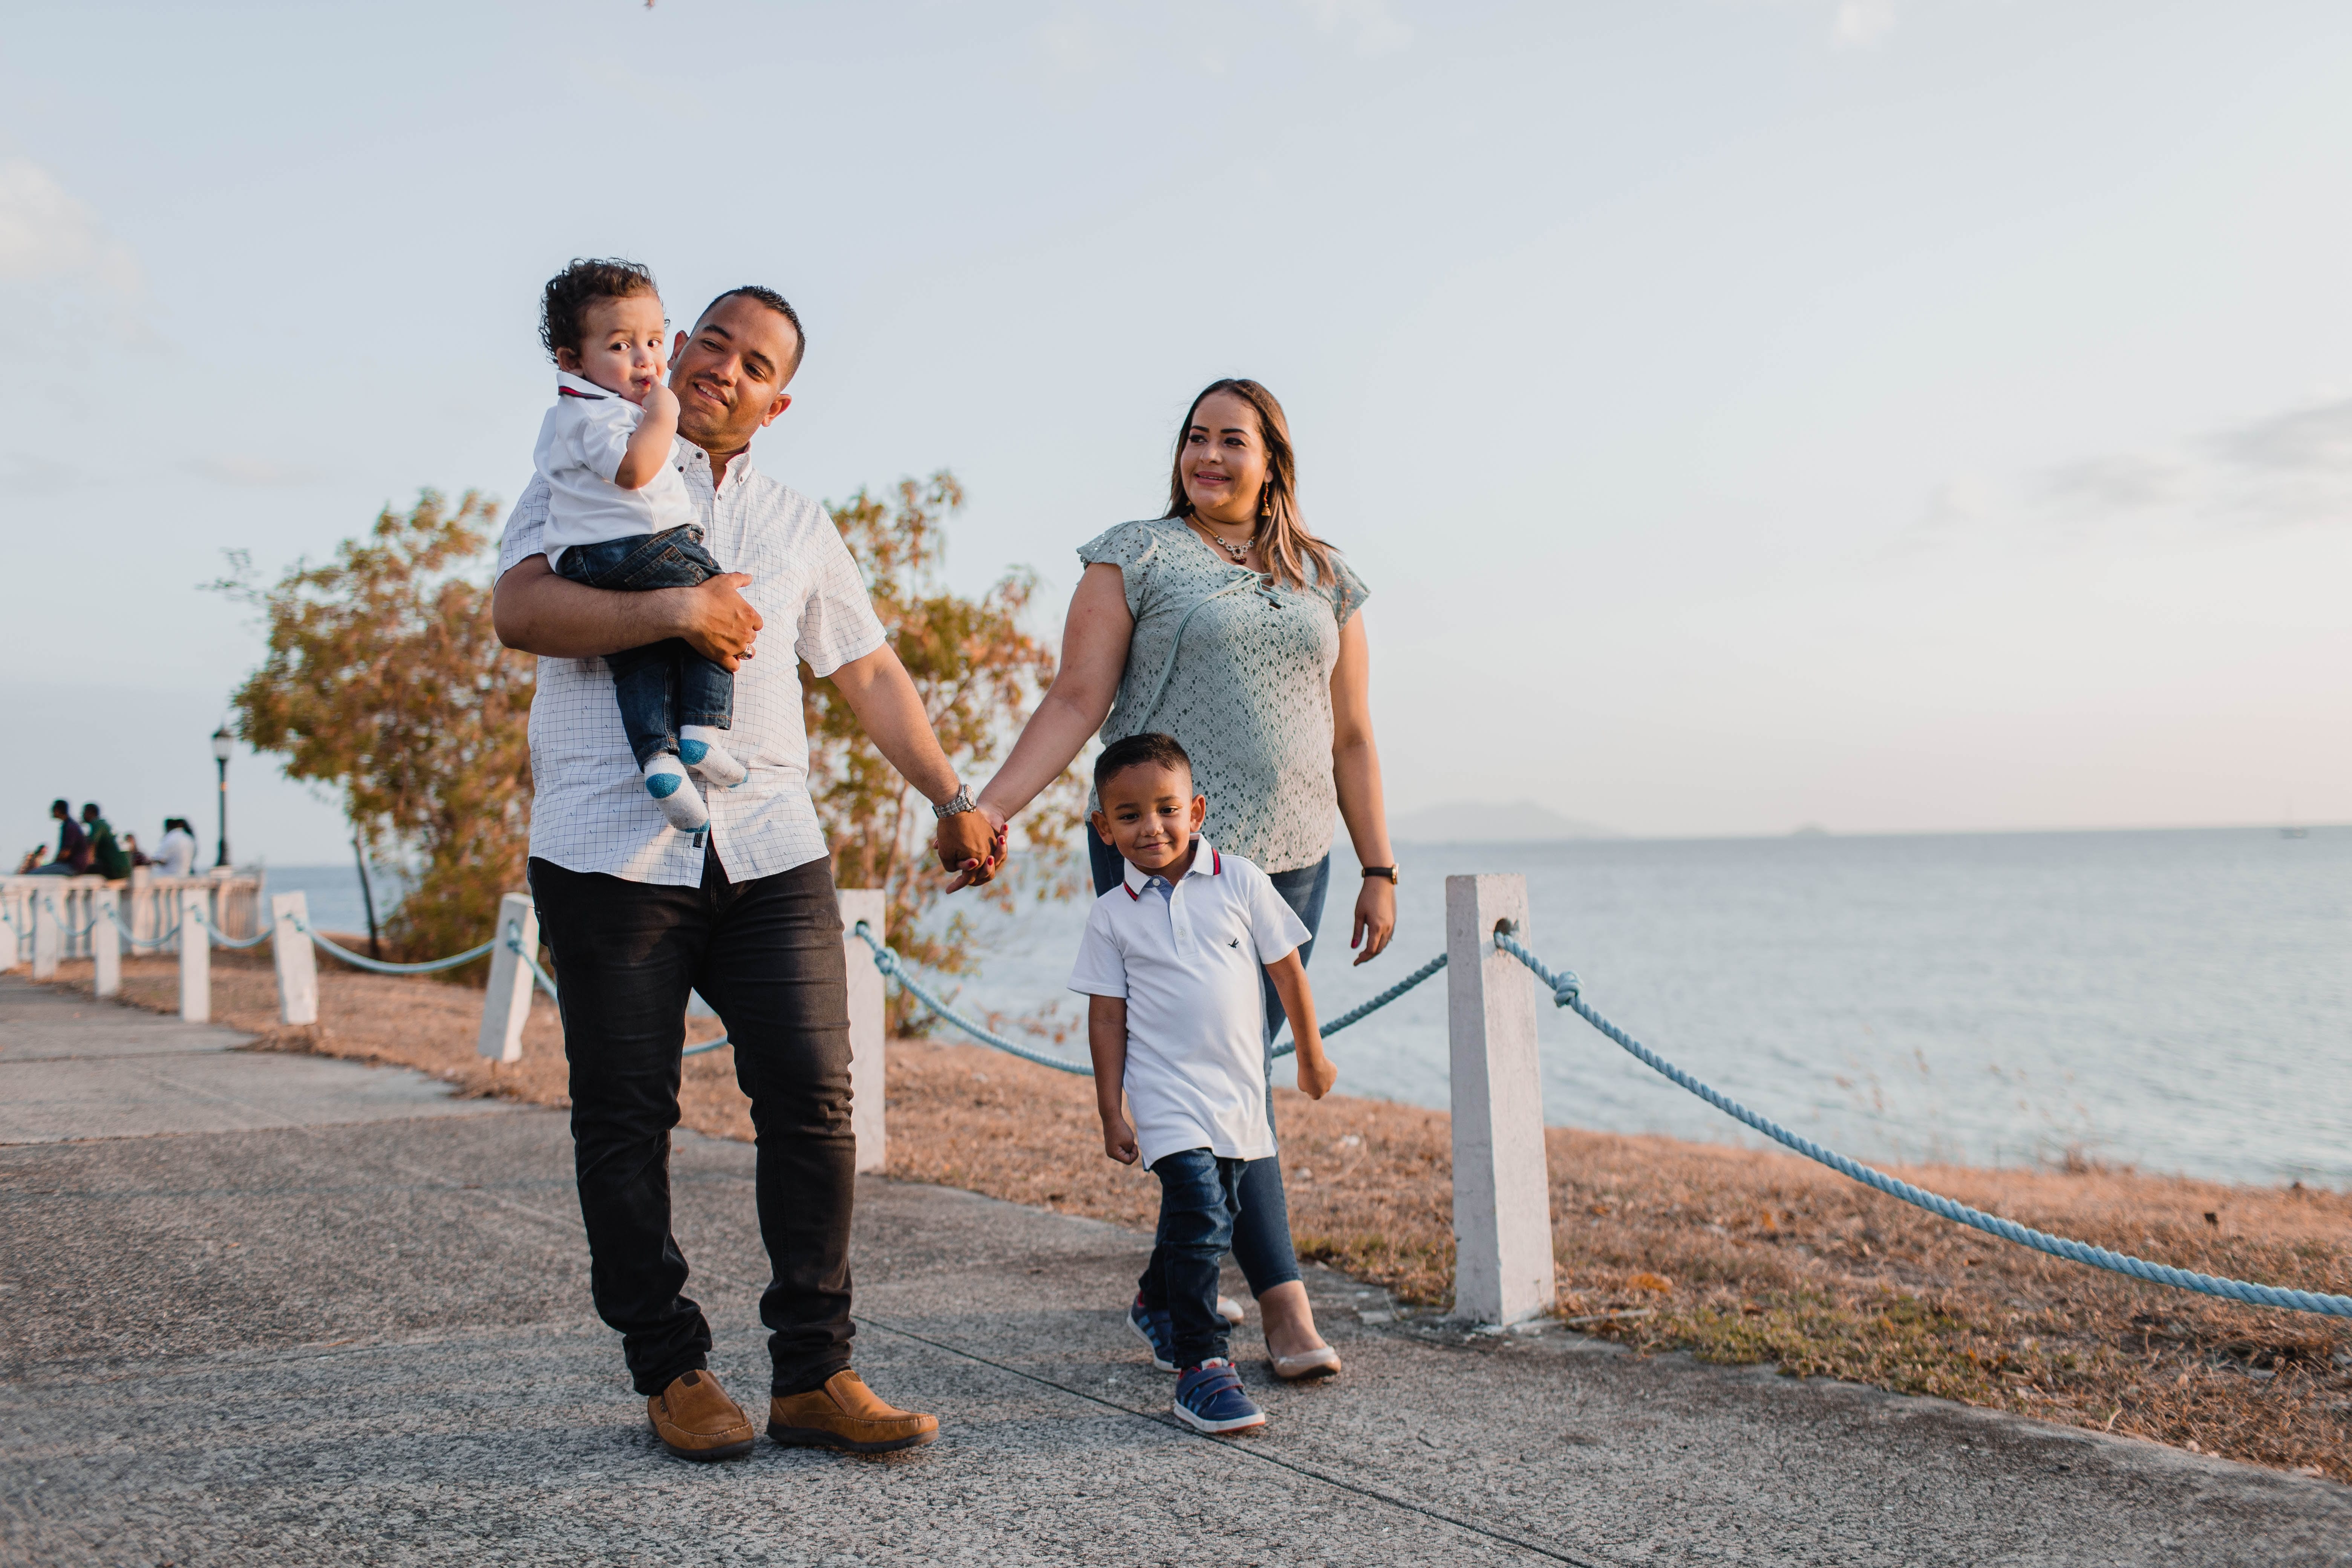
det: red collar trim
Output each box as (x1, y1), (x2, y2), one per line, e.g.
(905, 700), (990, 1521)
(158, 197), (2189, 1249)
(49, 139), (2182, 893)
(556, 385), (608, 399)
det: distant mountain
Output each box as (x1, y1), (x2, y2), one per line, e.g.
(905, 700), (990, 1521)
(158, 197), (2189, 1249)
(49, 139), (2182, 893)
(1389, 800), (1621, 844)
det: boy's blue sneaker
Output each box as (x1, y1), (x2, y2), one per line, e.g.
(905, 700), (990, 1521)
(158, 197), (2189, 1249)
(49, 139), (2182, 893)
(1128, 1294), (1176, 1373)
(1173, 1358), (1264, 1434)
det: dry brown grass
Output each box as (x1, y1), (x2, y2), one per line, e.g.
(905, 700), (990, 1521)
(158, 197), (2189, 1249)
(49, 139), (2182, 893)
(46, 954), (2351, 1482)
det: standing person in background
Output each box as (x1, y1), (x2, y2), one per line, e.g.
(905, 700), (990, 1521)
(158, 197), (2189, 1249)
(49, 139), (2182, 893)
(157, 819), (197, 876)
(971, 378), (1397, 1383)
(29, 801), (88, 876)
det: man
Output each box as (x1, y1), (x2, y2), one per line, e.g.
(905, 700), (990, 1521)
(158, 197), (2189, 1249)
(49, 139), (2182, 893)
(28, 801), (87, 876)
(82, 804), (130, 881)
(493, 284), (1001, 1462)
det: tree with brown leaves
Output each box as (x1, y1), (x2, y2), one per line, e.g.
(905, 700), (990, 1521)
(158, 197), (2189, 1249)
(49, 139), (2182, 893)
(217, 489), (533, 967)
(805, 471), (1087, 1030)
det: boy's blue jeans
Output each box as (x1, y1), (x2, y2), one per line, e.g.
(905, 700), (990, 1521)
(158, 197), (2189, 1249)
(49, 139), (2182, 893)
(1141, 1148), (1248, 1369)
(553, 527), (735, 769)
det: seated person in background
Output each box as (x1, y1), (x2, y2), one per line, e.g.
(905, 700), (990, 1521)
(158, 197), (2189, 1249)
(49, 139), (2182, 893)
(29, 801), (86, 876)
(83, 804), (130, 881)
(124, 833), (150, 868)
(531, 257), (746, 843)
(158, 818), (196, 876)
(1068, 732), (1338, 1438)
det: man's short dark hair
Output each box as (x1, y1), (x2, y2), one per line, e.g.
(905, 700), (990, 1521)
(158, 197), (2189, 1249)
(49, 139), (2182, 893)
(1094, 732), (1193, 796)
(539, 257), (658, 361)
(81, 804), (100, 819)
(50, 799), (67, 815)
(699, 285), (807, 377)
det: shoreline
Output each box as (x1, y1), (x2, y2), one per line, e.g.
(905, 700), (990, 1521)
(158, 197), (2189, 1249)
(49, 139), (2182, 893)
(27, 949), (2350, 1483)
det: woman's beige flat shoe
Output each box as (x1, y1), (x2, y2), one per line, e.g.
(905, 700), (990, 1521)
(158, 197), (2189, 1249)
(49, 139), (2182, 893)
(1268, 1345), (1342, 1382)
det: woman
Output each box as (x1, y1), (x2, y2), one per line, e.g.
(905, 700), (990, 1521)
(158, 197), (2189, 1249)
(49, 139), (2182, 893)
(974, 378), (1397, 1379)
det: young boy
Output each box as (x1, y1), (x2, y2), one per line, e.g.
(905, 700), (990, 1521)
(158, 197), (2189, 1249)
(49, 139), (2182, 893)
(1067, 732), (1339, 1435)
(532, 257), (747, 841)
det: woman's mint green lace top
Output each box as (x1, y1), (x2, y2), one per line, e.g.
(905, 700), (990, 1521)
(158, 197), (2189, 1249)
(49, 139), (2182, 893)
(1079, 518), (1369, 873)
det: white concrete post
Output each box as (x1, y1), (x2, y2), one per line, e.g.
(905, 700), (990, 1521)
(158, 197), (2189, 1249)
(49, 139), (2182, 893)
(92, 888), (121, 998)
(840, 889), (888, 1174)
(475, 891), (538, 1063)
(0, 884), (19, 974)
(178, 887), (211, 1023)
(127, 867), (153, 949)
(271, 890), (318, 1027)
(1445, 874), (1556, 1325)
(31, 891), (61, 980)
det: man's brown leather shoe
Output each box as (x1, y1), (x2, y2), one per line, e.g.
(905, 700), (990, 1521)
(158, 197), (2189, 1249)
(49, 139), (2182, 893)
(646, 1369), (756, 1461)
(767, 1369), (939, 1454)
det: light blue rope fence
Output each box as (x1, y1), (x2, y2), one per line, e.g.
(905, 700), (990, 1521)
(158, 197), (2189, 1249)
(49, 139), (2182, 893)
(187, 906), (272, 950)
(296, 916), (495, 975)
(39, 896), (104, 940)
(1490, 929), (2352, 1321)
(104, 908), (181, 950)
(149, 882), (2346, 1321)
(850, 921), (1090, 1074)
(848, 922), (1451, 1075)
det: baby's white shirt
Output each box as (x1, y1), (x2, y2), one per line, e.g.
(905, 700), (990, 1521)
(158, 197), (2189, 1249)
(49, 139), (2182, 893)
(533, 370), (700, 567)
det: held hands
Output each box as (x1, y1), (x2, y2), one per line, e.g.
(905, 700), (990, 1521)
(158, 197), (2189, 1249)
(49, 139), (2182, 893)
(1349, 876), (1396, 966)
(936, 810), (1007, 889)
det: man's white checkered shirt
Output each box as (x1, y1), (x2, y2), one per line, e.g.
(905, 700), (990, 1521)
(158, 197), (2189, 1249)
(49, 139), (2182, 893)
(496, 443), (886, 886)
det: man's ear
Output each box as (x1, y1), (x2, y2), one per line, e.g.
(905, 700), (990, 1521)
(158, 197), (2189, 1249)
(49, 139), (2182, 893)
(672, 329), (689, 360)
(1090, 808), (1113, 845)
(758, 392), (794, 429)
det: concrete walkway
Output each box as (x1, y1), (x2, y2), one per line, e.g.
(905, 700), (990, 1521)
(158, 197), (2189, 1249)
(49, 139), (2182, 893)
(0, 975), (513, 1145)
(2, 976), (2346, 1566)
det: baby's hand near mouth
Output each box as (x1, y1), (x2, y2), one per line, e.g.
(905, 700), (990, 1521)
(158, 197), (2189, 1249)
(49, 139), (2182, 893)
(642, 380), (680, 421)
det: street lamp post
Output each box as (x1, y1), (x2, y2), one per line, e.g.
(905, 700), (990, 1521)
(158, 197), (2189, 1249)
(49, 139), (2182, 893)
(211, 726), (233, 869)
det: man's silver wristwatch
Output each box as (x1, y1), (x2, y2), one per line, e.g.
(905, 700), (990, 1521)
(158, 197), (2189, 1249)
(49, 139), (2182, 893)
(933, 784), (977, 819)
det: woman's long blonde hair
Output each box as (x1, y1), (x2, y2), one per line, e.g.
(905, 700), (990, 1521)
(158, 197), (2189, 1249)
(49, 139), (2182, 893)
(1162, 378), (1336, 590)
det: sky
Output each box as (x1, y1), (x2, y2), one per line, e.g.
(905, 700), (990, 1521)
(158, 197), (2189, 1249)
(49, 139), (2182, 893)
(5, 0), (2349, 865)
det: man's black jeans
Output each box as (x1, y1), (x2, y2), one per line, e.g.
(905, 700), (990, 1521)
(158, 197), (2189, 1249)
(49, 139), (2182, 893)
(553, 526), (735, 769)
(528, 849), (855, 1398)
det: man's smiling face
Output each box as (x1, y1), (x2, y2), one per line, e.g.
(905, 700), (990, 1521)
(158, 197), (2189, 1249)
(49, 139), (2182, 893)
(667, 293), (802, 458)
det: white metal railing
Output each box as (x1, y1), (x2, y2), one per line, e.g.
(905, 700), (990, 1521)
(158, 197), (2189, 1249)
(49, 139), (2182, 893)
(2, 869), (262, 966)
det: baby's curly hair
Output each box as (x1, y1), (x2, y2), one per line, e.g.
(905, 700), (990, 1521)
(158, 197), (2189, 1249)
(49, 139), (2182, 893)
(539, 257), (658, 361)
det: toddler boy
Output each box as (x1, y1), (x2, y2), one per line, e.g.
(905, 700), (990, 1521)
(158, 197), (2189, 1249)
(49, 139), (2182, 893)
(532, 257), (747, 840)
(1067, 732), (1338, 1435)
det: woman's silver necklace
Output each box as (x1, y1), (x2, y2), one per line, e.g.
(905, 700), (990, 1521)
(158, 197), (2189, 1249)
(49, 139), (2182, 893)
(1196, 520), (1257, 561)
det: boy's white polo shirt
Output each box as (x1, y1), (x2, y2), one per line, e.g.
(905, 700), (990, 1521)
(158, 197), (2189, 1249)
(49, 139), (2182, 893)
(1067, 839), (1310, 1170)
(533, 370), (700, 567)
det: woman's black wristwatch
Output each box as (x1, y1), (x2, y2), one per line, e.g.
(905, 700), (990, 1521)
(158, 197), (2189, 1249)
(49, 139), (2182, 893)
(1361, 865), (1398, 884)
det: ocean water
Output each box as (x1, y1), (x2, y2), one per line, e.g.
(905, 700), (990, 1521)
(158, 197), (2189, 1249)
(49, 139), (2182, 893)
(261, 863), (404, 941)
(932, 827), (2352, 1190)
(261, 827), (2351, 1189)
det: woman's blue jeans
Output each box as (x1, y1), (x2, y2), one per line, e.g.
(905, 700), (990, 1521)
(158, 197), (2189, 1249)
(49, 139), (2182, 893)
(1090, 833), (1330, 1300)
